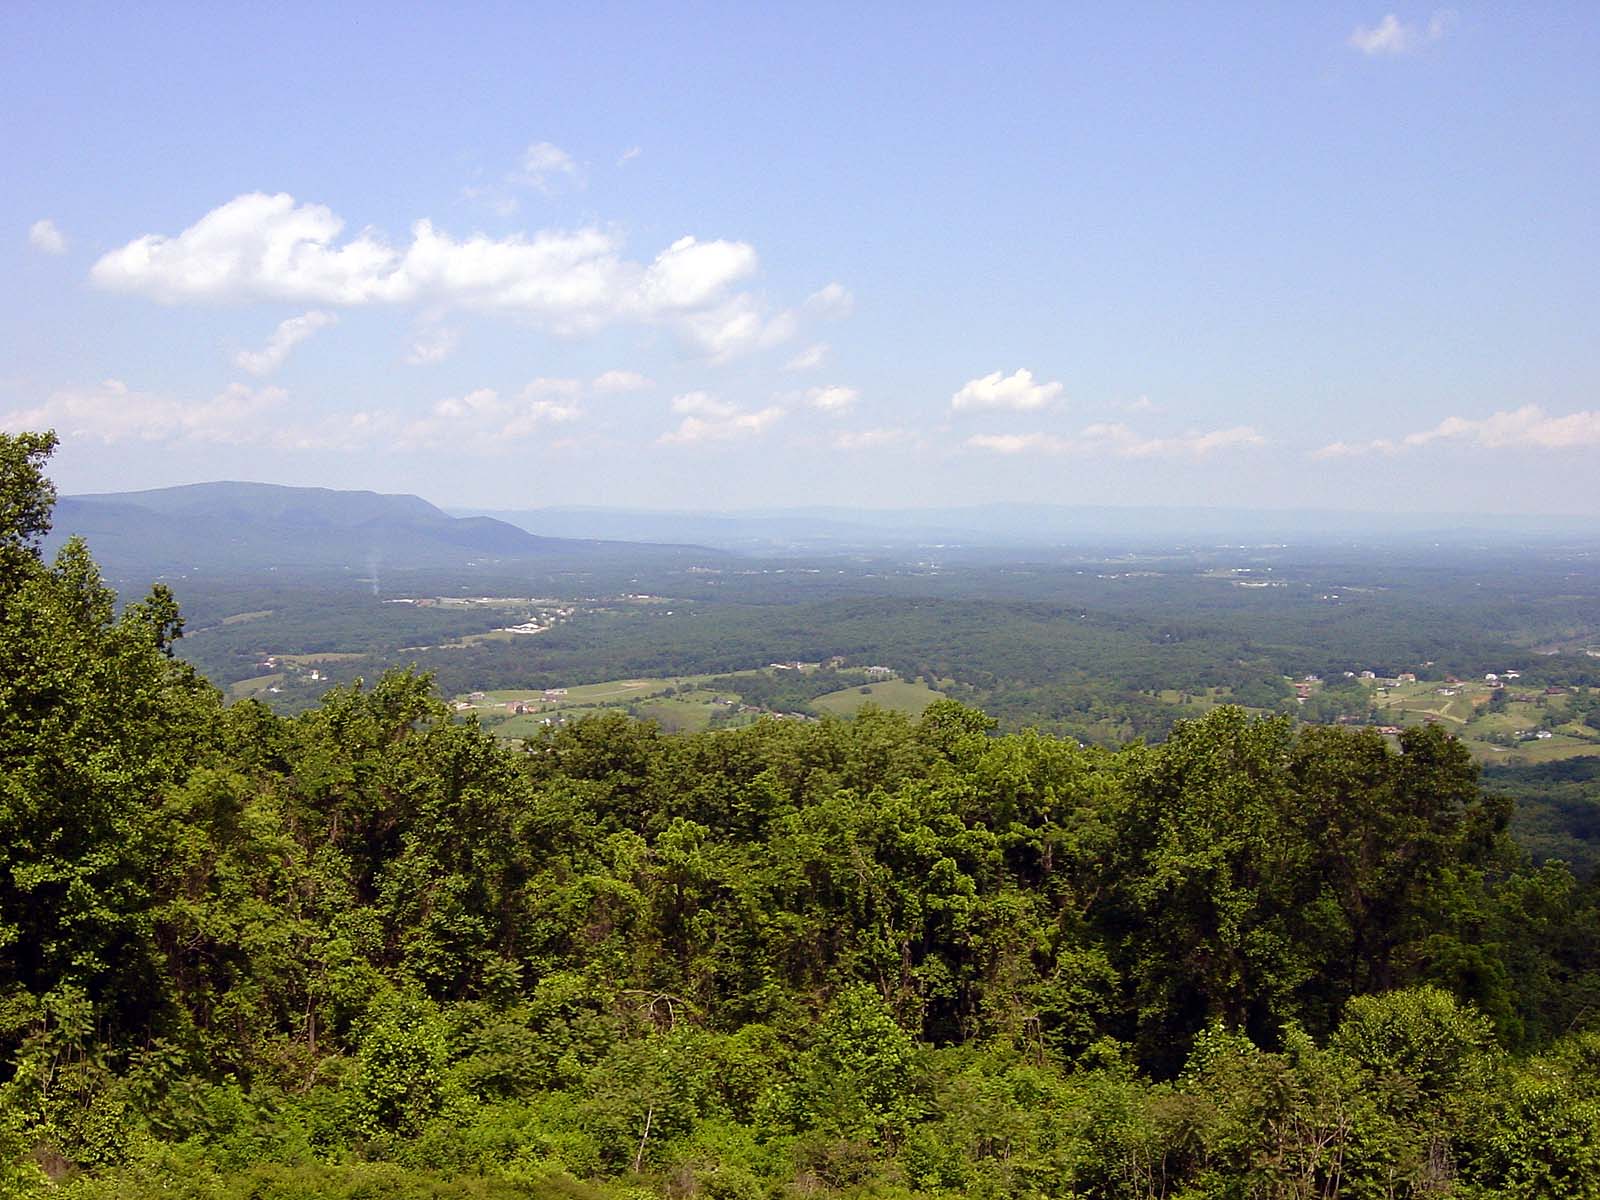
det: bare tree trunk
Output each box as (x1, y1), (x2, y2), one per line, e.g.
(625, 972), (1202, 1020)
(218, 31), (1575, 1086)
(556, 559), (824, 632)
(634, 1102), (655, 1173)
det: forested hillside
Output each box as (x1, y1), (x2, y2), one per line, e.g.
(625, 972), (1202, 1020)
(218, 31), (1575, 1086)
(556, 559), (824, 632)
(5, 430), (1600, 1199)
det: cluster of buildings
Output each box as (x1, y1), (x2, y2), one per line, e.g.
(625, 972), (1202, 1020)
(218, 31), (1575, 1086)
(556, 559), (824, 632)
(771, 660), (895, 680)
(1354, 670), (1418, 686)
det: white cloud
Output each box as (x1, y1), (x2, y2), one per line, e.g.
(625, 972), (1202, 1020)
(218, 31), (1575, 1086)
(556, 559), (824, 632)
(1348, 9), (1456, 55)
(675, 294), (796, 361)
(618, 146), (642, 166)
(1315, 405), (1600, 457)
(1404, 405), (1600, 449)
(967, 423), (1265, 458)
(1311, 437), (1397, 459)
(1117, 425), (1266, 457)
(670, 391), (738, 418)
(592, 369), (653, 394)
(518, 141), (581, 193)
(639, 236), (760, 310)
(398, 381), (581, 451)
(502, 400), (582, 440)
(1, 379), (284, 444)
(783, 342), (829, 372)
(0, 372), (594, 456)
(834, 427), (912, 451)
(967, 432), (1051, 454)
(90, 193), (782, 354)
(464, 142), (584, 213)
(660, 395), (784, 444)
(1349, 14), (1410, 53)
(234, 310), (338, 375)
(28, 219), (67, 255)
(1116, 394), (1157, 413)
(92, 195), (400, 304)
(404, 325), (460, 366)
(522, 376), (584, 400)
(460, 184), (520, 216)
(265, 409), (395, 452)
(807, 384), (859, 413)
(951, 368), (1064, 412)
(805, 282), (855, 318)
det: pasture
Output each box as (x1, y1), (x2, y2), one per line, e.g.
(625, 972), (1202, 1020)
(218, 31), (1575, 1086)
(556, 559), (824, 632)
(812, 678), (947, 717)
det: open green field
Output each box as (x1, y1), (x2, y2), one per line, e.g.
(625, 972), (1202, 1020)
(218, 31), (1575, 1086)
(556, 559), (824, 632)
(1155, 686), (1250, 717)
(467, 677), (716, 707)
(490, 705), (612, 738)
(812, 678), (946, 717)
(1374, 687), (1483, 725)
(221, 609), (273, 625)
(1367, 679), (1599, 763)
(458, 675), (743, 739)
(1468, 733), (1600, 765)
(454, 667), (943, 739)
(635, 691), (752, 733)
(228, 672), (284, 701)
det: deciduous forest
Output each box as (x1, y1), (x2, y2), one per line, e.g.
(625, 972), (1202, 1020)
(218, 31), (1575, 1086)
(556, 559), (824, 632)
(5, 431), (1600, 1198)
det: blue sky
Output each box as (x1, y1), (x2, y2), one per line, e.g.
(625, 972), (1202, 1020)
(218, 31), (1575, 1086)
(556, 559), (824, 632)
(4, 3), (1598, 513)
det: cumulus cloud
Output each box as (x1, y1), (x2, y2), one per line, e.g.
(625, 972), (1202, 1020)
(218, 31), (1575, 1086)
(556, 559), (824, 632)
(783, 343), (829, 372)
(0, 379), (285, 444)
(28, 219), (67, 254)
(89, 193), (788, 354)
(967, 423), (1265, 458)
(404, 325), (460, 366)
(807, 384), (858, 413)
(592, 369), (653, 394)
(1314, 405), (1600, 458)
(951, 368), (1063, 412)
(660, 393), (783, 444)
(804, 282), (855, 318)
(834, 427), (912, 451)
(1348, 9), (1456, 55)
(92, 195), (399, 304)
(234, 310), (338, 375)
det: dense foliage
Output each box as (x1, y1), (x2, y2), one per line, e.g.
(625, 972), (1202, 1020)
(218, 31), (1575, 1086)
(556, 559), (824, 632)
(1489, 757), (1600, 879)
(6, 432), (1600, 1198)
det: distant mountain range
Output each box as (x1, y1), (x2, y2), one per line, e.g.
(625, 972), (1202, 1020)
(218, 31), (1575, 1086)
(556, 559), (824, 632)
(40, 482), (1598, 580)
(461, 502), (1600, 553)
(46, 482), (713, 578)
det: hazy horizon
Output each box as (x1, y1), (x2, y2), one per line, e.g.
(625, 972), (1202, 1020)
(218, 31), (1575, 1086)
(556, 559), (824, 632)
(59, 477), (1600, 541)
(54, 476), (1598, 523)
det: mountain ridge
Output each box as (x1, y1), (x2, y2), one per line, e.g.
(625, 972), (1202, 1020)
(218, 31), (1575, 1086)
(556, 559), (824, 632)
(47, 481), (717, 576)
